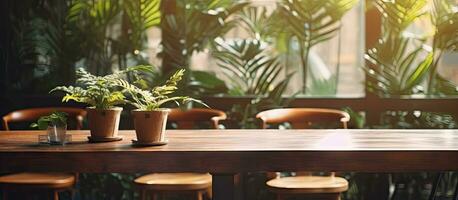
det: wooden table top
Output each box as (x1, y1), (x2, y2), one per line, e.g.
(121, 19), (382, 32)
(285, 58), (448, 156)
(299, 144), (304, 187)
(0, 129), (458, 172)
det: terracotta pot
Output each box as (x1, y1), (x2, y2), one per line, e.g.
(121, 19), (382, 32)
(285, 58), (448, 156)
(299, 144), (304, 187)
(132, 109), (170, 143)
(86, 107), (122, 139)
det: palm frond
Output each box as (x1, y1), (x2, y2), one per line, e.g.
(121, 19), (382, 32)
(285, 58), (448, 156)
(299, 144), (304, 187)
(277, 0), (357, 93)
(213, 39), (285, 96)
(124, 0), (161, 49)
(432, 0), (458, 51)
(375, 0), (427, 34)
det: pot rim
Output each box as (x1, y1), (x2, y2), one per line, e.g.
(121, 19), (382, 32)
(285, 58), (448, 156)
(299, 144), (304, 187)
(86, 106), (123, 111)
(131, 108), (171, 113)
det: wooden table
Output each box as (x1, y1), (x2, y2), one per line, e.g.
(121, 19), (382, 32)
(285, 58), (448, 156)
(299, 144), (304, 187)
(1, 129), (458, 200)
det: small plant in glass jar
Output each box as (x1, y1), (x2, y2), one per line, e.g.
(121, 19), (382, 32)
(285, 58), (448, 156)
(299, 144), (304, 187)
(31, 111), (68, 145)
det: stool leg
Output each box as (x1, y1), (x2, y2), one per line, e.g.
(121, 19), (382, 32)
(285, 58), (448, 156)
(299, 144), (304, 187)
(276, 194), (285, 200)
(53, 191), (59, 200)
(195, 191), (203, 200)
(205, 188), (212, 200)
(139, 189), (147, 200)
(151, 192), (159, 200)
(2, 189), (7, 200)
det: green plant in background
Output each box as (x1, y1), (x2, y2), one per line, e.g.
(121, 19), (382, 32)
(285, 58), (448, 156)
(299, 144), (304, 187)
(30, 111), (68, 130)
(78, 173), (139, 200)
(277, 0), (358, 94)
(67, 0), (161, 75)
(159, 0), (248, 73)
(238, 6), (274, 41)
(379, 111), (457, 129)
(3, 0), (161, 94)
(116, 68), (206, 110)
(342, 107), (366, 128)
(365, 0), (432, 95)
(51, 66), (153, 109)
(1, 1), (86, 93)
(158, 0), (247, 98)
(212, 22), (295, 128)
(428, 0), (458, 95)
(365, 0), (458, 96)
(124, 0), (161, 51)
(213, 39), (286, 96)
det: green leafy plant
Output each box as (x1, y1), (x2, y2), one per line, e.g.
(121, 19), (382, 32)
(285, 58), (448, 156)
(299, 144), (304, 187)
(51, 66), (153, 110)
(160, 0), (248, 73)
(365, 0), (458, 96)
(67, 0), (161, 74)
(30, 111), (68, 130)
(365, 36), (433, 95)
(237, 6), (273, 41)
(428, 0), (458, 94)
(213, 39), (287, 96)
(277, 0), (358, 94)
(116, 69), (206, 111)
(365, 0), (431, 95)
(379, 111), (457, 129)
(213, 38), (295, 128)
(3, 0), (162, 94)
(156, 0), (247, 98)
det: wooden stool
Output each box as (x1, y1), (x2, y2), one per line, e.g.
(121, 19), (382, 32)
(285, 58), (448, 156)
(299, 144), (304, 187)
(0, 173), (76, 200)
(134, 173), (212, 200)
(256, 108), (350, 200)
(266, 175), (349, 200)
(134, 108), (226, 200)
(1, 107), (86, 200)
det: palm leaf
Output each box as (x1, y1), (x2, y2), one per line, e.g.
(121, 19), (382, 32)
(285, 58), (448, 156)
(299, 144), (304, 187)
(214, 39), (286, 96)
(124, 0), (161, 49)
(277, 0), (357, 93)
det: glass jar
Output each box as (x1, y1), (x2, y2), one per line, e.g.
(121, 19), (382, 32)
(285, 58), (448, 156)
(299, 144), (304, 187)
(47, 125), (67, 145)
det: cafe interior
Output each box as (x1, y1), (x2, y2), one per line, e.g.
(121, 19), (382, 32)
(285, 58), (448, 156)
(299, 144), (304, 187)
(0, 0), (458, 200)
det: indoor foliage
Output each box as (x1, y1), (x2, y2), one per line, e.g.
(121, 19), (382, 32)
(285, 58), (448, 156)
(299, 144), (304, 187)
(365, 0), (458, 96)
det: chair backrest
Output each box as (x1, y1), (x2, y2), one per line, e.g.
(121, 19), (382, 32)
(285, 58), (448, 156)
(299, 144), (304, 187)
(2, 107), (87, 130)
(256, 108), (350, 129)
(257, 108), (350, 178)
(168, 108), (227, 129)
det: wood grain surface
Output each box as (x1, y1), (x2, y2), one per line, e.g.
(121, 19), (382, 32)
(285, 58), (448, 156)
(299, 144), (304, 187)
(0, 129), (458, 172)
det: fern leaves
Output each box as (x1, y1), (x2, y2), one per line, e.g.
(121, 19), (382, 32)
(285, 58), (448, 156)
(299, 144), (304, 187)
(51, 66), (154, 109)
(115, 69), (205, 111)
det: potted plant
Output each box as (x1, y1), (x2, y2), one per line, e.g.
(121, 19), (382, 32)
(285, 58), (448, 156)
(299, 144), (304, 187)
(31, 111), (68, 145)
(51, 66), (151, 142)
(117, 69), (205, 145)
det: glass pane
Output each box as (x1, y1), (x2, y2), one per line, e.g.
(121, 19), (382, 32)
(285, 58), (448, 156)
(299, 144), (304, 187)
(183, 0), (365, 97)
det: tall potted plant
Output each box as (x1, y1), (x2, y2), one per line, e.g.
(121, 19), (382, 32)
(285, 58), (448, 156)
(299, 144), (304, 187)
(51, 66), (150, 142)
(116, 69), (205, 145)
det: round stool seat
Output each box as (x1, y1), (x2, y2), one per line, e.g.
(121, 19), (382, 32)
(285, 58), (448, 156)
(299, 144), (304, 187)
(267, 176), (348, 194)
(0, 172), (76, 189)
(134, 173), (212, 191)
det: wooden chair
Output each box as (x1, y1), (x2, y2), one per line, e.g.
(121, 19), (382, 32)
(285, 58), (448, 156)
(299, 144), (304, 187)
(0, 107), (86, 200)
(168, 108), (227, 129)
(2, 107), (87, 130)
(134, 108), (227, 200)
(256, 108), (350, 200)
